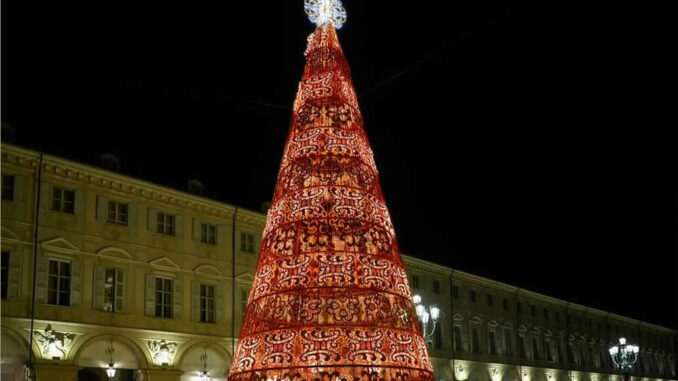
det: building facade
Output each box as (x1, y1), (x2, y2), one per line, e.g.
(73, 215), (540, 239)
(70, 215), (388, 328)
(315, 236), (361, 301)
(1, 142), (676, 381)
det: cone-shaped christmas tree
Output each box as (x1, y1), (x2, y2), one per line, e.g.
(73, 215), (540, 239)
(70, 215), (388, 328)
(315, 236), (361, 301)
(228, 3), (434, 381)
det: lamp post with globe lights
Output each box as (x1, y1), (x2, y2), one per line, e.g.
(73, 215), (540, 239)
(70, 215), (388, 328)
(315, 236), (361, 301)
(413, 294), (440, 347)
(609, 337), (639, 381)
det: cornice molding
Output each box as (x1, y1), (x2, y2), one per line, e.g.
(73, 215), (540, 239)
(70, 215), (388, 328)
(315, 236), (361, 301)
(2, 143), (267, 225)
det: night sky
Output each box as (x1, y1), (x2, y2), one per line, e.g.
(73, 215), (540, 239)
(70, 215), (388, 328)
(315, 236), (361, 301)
(2, 2), (676, 328)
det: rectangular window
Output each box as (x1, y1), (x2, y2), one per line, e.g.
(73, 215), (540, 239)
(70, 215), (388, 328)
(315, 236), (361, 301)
(47, 259), (71, 306)
(544, 308), (549, 320)
(434, 323), (442, 349)
(532, 337), (539, 360)
(487, 294), (493, 307)
(452, 286), (459, 298)
(546, 339), (553, 361)
(1, 175), (14, 200)
(157, 212), (175, 235)
(503, 298), (509, 311)
(531, 304), (536, 316)
(240, 232), (255, 253)
(454, 325), (464, 351)
(51, 187), (75, 214)
(200, 223), (217, 245)
(489, 331), (497, 355)
(200, 284), (216, 323)
(519, 336), (528, 358)
(472, 327), (481, 354)
(154, 277), (173, 318)
(411, 275), (420, 289)
(555, 311), (560, 322)
(517, 302), (522, 314)
(433, 280), (440, 295)
(1, 252), (8, 299)
(504, 329), (512, 356)
(103, 268), (124, 312)
(107, 201), (128, 225)
(470, 289), (476, 303)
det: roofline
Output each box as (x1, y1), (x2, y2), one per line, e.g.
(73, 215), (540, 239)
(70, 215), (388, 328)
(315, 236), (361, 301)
(3, 141), (674, 334)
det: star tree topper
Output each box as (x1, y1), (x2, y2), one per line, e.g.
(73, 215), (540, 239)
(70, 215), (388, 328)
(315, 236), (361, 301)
(304, 0), (347, 29)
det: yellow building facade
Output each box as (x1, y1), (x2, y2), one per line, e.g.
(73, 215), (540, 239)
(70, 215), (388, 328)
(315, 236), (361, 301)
(1, 142), (675, 381)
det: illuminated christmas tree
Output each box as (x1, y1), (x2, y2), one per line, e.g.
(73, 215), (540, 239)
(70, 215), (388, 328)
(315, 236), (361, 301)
(228, 1), (434, 380)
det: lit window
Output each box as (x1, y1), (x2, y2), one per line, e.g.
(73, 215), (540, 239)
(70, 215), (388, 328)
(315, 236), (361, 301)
(103, 268), (124, 312)
(2, 175), (14, 200)
(201, 223), (217, 245)
(154, 277), (173, 318)
(47, 259), (71, 306)
(107, 201), (128, 225)
(240, 232), (254, 253)
(52, 187), (75, 214)
(200, 284), (215, 323)
(157, 212), (175, 235)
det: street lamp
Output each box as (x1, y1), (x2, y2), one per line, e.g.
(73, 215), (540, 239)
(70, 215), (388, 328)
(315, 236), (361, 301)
(609, 337), (639, 381)
(105, 338), (116, 380)
(413, 294), (439, 347)
(199, 346), (211, 381)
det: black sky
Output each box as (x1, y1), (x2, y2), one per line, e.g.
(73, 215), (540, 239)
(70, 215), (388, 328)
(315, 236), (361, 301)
(2, 2), (676, 328)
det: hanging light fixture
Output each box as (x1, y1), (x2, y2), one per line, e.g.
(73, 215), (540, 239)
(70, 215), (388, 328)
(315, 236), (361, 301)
(105, 337), (116, 380)
(199, 346), (210, 381)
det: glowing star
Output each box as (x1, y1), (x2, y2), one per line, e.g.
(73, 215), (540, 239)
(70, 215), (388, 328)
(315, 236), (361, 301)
(304, 0), (347, 29)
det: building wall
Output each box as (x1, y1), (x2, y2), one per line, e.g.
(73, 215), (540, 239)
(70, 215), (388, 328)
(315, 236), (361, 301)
(1, 142), (676, 381)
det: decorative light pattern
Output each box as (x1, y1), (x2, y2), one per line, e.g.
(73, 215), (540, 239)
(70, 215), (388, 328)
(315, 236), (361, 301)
(304, 0), (347, 29)
(227, 20), (433, 381)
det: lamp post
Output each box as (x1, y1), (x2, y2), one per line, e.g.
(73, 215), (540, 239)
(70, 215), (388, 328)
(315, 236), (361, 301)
(413, 294), (440, 347)
(608, 337), (639, 381)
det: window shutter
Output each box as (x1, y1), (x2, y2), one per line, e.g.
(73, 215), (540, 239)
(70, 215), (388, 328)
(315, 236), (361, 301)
(127, 204), (137, 228)
(216, 284), (224, 324)
(71, 258), (82, 306)
(192, 219), (201, 241)
(191, 281), (200, 321)
(40, 183), (51, 209)
(118, 268), (127, 312)
(35, 255), (48, 304)
(145, 274), (155, 316)
(7, 252), (21, 299)
(147, 209), (157, 232)
(74, 190), (86, 216)
(93, 265), (105, 311)
(175, 215), (184, 239)
(96, 195), (109, 220)
(173, 277), (183, 319)
(14, 176), (25, 201)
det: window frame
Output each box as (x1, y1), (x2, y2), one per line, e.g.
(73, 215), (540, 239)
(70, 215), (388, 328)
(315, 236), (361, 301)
(157, 212), (176, 236)
(200, 223), (217, 245)
(154, 276), (173, 318)
(107, 200), (129, 225)
(51, 187), (75, 214)
(47, 259), (71, 307)
(1, 174), (15, 201)
(199, 284), (216, 323)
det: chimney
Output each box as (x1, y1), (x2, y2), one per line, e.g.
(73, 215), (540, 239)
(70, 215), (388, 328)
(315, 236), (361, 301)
(100, 153), (121, 172)
(187, 179), (205, 196)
